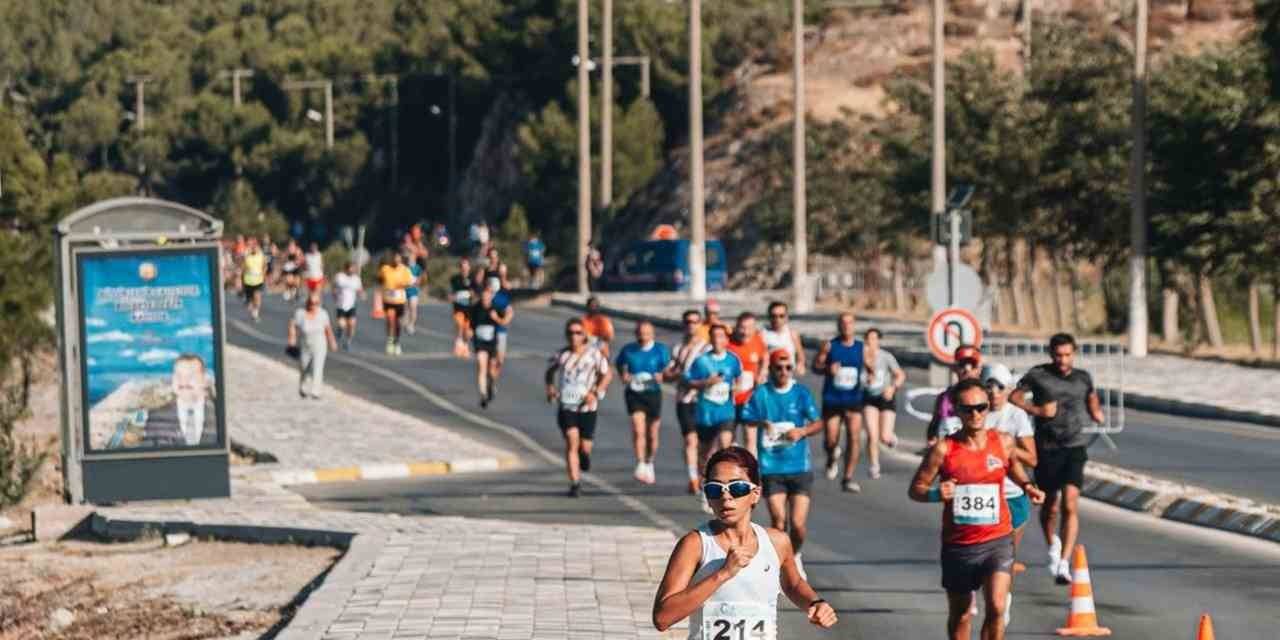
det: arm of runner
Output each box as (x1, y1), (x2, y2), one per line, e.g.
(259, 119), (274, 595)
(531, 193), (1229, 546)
(614, 350), (631, 383)
(1015, 435), (1037, 468)
(772, 528), (837, 628)
(1087, 390), (1105, 424)
(652, 531), (732, 632)
(287, 317), (298, 347)
(909, 439), (951, 502)
(792, 330), (807, 375)
(926, 392), (946, 443)
(544, 356), (561, 402)
(812, 341), (830, 374)
(1003, 434), (1045, 505)
(324, 321), (338, 351)
(887, 356), (907, 400)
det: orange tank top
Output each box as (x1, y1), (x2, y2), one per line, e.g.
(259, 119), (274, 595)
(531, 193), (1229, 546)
(941, 432), (1011, 546)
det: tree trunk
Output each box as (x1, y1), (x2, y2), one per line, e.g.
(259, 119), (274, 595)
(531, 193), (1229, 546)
(1247, 279), (1263, 354)
(1006, 236), (1025, 326)
(1067, 257), (1086, 332)
(1049, 253), (1067, 330)
(1025, 242), (1043, 329)
(896, 256), (906, 313)
(1197, 271), (1224, 348)
(1160, 263), (1180, 346)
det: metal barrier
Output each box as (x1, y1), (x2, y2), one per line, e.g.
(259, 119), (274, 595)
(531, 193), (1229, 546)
(977, 338), (1125, 436)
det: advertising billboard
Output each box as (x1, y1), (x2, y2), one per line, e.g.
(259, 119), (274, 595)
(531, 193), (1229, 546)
(76, 247), (225, 453)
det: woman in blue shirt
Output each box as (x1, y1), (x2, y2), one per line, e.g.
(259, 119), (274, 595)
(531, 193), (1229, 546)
(686, 325), (743, 484)
(740, 349), (824, 577)
(616, 320), (672, 485)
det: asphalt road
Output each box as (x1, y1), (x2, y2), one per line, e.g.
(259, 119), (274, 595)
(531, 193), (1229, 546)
(229, 293), (1280, 639)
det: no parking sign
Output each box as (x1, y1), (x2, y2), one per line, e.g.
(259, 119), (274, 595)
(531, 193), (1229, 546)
(926, 307), (983, 364)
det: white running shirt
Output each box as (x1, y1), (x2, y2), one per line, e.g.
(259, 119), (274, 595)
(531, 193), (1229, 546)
(333, 272), (363, 311)
(986, 403), (1033, 497)
(304, 251), (324, 279)
(551, 347), (609, 412)
(761, 326), (795, 358)
(687, 522), (780, 640)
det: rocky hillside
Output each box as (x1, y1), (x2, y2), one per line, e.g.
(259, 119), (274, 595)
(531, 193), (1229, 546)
(601, 0), (1255, 289)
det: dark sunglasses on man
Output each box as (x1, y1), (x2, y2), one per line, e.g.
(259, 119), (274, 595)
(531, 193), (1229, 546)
(955, 402), (989, 415)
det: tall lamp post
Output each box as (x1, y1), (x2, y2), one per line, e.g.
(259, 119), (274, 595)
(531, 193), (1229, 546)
(577, 0), (592, 295)
(688, 0), (707, 300)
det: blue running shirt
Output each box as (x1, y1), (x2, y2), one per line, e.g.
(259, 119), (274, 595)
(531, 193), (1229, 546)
(741, 382), (820, 476)
(616, 342), (671, 393)
(687, 351), (742, 427)
(822, 338), (865, 408)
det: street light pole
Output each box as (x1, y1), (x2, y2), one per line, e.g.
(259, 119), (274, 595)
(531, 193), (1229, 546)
(930, 0), (949, 306)
(1128, 0), (1150, 357)
(283, 79), (335, 150)
(601, 0), (614, 209)
(688, 0), (707, 300)
(792, 0), (810, 312)
(126, 76), (151, 131)
(219, 69), (254, 107)
(577, 0), (592, 295)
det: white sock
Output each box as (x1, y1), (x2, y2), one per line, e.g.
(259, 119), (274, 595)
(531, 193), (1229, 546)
(688, 465), (699, 481)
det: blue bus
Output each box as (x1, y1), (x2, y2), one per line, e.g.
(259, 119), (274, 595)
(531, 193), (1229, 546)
(602, 239), (727, 292)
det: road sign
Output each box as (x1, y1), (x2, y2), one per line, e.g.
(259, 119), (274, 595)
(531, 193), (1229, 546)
(927, 306), (983, 364)
(932, 209), (972, 245)
(925, 262), (983, 311)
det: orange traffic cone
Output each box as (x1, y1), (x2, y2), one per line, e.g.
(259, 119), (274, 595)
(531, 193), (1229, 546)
(1196, 613), (1215, 640)
(1056, 545), (1111, 636)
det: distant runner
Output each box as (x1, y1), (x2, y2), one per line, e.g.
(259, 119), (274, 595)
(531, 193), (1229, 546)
(616, 321), (672, 485)
(667, 309), (709, 496)
(403, 254), (426, 336)
(449, 257), (475, 358)
(331, 261), (364, 351)
(489, 285), (516, 398)
(761, 301), (807, 375)
(280, 240), (303, 302)
(526, 232), (546, 288)
(860, 327), (907, 465)
(1009, 333), (1103, 585)
(545, 318), (612, 497)
(241, 238), (267, 322)
(483, 246), (510, 293)
(693, 299), (724, 344)
(686, 325), (743, 479)
(726, 312), (768, 455)
(740, 349), (823, 579)
(582, 296), (616, 357)
(377, 251), (414, 355)
(470, 286), (513, 408)
(304, 242), (325, 293)
(652, 447), (838, 638)
(909, 379), (1044, 640)
(926, 344), (984, 447)
(812, 312), (866, 492)
(982, 362), (1037, 628)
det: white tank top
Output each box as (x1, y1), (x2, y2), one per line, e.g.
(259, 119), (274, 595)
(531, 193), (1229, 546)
(761, 327), (795, 357)
(688, 522), (780, 640)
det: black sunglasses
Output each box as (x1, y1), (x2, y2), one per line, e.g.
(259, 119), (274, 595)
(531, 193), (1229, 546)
(956, 402), (990, 415)
(985, 381), (1007, 391)
(702, 480), (755, 500)
(770, 364), (793, 371)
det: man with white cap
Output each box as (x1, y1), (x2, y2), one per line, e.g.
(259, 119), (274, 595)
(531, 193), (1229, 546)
(982, 362), (1037, 629)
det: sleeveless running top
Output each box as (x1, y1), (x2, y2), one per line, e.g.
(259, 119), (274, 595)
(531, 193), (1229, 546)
(688, 522), (780, 640)
(761, 326), (795, 358)
(242, 252), (265, 286)
(941, 433), (1012, 546)
(821, 338), (864, 407)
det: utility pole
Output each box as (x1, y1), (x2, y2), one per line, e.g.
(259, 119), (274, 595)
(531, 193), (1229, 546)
(447, 71), (458, 216)
(792, 0), (810, 312)
(1022, 0), (1032, 67)
(126, 76), (151, 131)
(1128, 0), (1149, 357)
(601, 0), (614, 209)
(367, 75), (399, 192)
(612, 56), (651, 97)
(577, 0), (592, 295)
(931, 0), (949, 306)
(218, 69), (254, 107)
(688, 0), (707, 300)
(283, 79), (334, 150)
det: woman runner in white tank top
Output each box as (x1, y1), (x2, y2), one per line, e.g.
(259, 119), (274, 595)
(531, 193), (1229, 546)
(653, 447), (838, 638)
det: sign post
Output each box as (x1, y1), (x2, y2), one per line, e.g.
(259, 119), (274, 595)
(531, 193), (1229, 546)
(54, 198), (229, 504)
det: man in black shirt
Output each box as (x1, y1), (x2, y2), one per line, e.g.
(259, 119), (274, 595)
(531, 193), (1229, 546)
(1010, 333), (1104, 585)
(449, 257), (474, 357)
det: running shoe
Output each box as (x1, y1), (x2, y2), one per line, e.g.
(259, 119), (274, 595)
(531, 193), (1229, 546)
(698, 493), (713, 514)
(869, 464), (881, 479)
(385, 339), (395, 355)
(479, 393), (488, 409)
(634, 461), (647, 483)
(825, 445), (842, 480)
(885, 434), (898, 449)
(842, 479), (861, 494)
(1047, 535), (1062, 573)
(568, 483), (581, 498)
(394, 343), (403, 356)
(579, 451), (591, 472)
(487, 382), (496, 404)
(687, 478), (700, 495)
(1054, 559), (1073, 585)
(644, 462), (656, 485)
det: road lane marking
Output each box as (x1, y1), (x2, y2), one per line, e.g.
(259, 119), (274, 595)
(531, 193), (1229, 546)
(229, 317), (682, 533)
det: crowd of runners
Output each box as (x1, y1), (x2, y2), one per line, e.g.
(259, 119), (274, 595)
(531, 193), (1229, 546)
(226, 231), (1108, 640)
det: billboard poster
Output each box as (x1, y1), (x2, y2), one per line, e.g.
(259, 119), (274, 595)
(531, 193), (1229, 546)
(77, 248), (224, 453)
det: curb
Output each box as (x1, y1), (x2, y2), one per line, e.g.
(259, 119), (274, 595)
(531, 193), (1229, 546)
(245, 455), (522, 486)
(553, 296), (1280, 430)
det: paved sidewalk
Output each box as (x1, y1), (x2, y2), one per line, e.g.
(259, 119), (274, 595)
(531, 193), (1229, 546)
(226, 345), (518, 484)
(87, 343), (681, 639)
(555, 293), (1280, 425)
